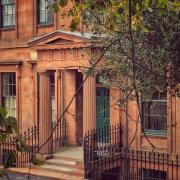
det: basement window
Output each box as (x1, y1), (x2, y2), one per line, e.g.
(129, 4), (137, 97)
(142, 168), (166, 180)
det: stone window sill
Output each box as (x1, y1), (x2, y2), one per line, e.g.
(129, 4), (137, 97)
(141, 131), (167, 139)
(0, 26), (15, 31)
(37, 23), (54, 28)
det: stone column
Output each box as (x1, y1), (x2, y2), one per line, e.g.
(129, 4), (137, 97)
(83, 76), (96, 136)
(55, 70), (61, 120)
(64, 70), (76, 145)
(39, 72), (52, 155)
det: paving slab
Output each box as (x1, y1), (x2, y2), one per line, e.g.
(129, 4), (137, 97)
(53, 147), (83, 161)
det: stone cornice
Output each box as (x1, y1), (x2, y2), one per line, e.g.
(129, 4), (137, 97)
(0, 60), (23, 65)
(30, 42), (92, 50)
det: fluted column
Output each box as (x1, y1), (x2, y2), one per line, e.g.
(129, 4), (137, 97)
(39, 72), (52, 155)
(83, 76), (96, 136)
(64, 70), (76, 145)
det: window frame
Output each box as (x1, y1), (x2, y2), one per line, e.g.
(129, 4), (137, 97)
(141, 91), (167, 136)
(0, 72), (16, 118)
(0, 0), (15, 29)
(37, 0), (54, 26)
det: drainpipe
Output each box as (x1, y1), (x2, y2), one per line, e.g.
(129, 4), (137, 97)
(125, 78), (129, 148)
(170, 96), (174, 153)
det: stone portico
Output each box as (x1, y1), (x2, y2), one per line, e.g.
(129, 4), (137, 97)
(28, 30), (97, 152)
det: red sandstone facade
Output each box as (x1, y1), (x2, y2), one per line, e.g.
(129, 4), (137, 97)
(0, 0), (179, 155)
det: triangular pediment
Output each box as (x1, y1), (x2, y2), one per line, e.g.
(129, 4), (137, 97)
(46, 38), (73, 44)
(28, 30), (94, 47)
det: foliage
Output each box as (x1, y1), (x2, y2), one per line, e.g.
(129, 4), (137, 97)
(32, 154), (45, 166)
(53, 0), (180, 99)
(0, 107), (30, 171)
(0, 107), (18, 144)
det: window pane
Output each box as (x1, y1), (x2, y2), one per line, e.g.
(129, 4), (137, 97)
(7, 16), (11, 26)
(47, 10), (53, 23)
(9, 97), (16, 108)
(2, 0), (14, 4)
(40, 11), (46, 23)
(12, 3), (15, 13)
(2, 0), (7, 5)
(40, 0), (46, 10)
(2, 6), (7, 15)
(7, 4), (13, 14)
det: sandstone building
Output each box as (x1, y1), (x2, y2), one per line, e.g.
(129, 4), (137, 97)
(0, 0), (180, 157)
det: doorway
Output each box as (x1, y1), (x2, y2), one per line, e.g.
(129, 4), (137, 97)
(76, 71), (83, 145)
(96, 87), (110, 142)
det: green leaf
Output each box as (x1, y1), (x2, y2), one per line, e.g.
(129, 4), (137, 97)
(58, 0), (68, 7)
(6, 116), (18, 133)
(158, 0), (168, 8)
(32, 154), (45, 166)
(0, 107), (7, 118)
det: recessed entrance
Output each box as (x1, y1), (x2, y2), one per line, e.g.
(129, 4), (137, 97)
(76, 71), (83, 144)
(96, 87), (110, 142)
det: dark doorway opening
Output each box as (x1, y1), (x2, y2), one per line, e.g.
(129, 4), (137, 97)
(76, 71), (83, 145)
(96, 87), (110, 142)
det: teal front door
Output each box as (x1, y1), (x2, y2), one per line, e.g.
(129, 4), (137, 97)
(96, 88), (110, 142)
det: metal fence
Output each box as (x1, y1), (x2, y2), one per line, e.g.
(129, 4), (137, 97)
(0, 126), (39, 167)
(0, 119), (67, 167)
(52, 118), (67, 152)
(83, 123), (180, 180)
(83, 123), (123, 178)
(88, 148), (180, 180)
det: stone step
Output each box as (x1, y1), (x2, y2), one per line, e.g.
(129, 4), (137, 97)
(33, 164), (84, 177)
(52, 154), (83, 163)
(46, 158), (84, 169)
(9, 167), (85, 180)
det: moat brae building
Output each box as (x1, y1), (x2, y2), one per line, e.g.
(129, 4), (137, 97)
(0, 0), (180, 156)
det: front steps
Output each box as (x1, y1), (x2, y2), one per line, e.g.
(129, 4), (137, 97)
(32, 147), (85, 180)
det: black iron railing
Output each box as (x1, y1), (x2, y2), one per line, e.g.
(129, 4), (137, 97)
(0, 118), (67, 167)
(83, 123), (123, 179)
(86, 148), (180, 180)
(83, 123), (180, 180)
(52, 118), (67, 152)
(0, 126), (39, 167)
(102, 149), (180, 180)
